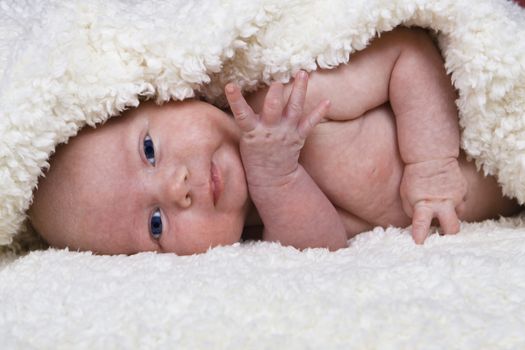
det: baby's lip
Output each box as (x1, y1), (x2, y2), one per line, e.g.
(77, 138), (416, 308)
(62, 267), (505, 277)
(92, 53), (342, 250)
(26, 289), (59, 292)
(210, 161), (223, 206)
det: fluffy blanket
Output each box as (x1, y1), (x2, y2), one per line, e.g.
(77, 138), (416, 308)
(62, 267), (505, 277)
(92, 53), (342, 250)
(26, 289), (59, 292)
(1, 1), (525, 347)
(0, 0), (525, 247)
(1, 218), (525, 348)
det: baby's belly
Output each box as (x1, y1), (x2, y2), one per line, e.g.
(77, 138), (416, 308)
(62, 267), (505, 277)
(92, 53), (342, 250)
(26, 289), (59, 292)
(300, 104), (411, 235)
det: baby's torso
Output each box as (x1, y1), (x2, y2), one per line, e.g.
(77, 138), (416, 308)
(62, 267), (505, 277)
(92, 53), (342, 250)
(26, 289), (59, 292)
(299, 104), (520, 238)
(299, 104), (408, 236)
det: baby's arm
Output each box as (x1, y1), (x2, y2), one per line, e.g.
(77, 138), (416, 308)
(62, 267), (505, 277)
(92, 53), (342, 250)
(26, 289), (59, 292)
(387, 29), (467, 244)
(225, 72), (348, 251)
(268, 27), (466, 244)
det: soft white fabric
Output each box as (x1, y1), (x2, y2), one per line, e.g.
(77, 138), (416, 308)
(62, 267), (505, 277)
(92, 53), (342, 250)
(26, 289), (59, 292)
(1, 217), (525, 349)
(0, 0), (525, 246)
(1, 2), (524, 347)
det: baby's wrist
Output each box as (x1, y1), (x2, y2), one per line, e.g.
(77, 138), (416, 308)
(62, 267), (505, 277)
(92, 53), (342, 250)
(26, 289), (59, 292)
(405, 156), (459, 167)
(245, 165), (302, 190)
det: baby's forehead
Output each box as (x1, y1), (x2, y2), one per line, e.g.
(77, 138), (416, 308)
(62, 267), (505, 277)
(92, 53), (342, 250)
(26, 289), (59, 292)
(78, 186), (146, 254)
(55, 134), (149, 253)
(32, 130), (137, 251)
(120, 99), (197, 118)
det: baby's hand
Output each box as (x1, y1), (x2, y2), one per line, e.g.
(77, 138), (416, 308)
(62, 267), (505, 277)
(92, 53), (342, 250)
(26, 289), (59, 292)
(400, 158), (468, 244)
(225, 71), (330, 188)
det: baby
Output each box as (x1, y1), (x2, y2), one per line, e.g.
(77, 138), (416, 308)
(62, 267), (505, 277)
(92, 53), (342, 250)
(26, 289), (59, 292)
(28, 28), (521, 255)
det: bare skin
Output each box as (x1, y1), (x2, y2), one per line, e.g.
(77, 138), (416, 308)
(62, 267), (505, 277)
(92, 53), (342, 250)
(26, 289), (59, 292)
(29, 101), (250, 255)
(229, 27), (469, 248)
(29, 28), (521, 255)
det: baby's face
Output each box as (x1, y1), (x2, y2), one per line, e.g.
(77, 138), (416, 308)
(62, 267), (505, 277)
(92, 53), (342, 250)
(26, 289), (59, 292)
(32, 100), (249, 255)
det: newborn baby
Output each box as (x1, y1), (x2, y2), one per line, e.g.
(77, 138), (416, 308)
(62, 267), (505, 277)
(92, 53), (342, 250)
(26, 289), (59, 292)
(29, 28), (520, 255)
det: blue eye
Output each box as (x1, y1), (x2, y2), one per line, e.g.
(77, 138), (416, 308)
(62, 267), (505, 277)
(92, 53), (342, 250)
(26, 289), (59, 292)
(143, 135), (155, 166)
(150, 209), (163, 240)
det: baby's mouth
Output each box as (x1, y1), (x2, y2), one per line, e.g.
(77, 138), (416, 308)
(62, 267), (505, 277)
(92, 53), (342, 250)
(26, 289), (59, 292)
(210, 161), (223, 206)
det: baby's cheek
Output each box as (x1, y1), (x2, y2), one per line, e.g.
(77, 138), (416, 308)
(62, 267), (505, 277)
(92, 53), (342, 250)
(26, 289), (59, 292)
(179, 218), (242, 255)
(184, 232), (239, 255)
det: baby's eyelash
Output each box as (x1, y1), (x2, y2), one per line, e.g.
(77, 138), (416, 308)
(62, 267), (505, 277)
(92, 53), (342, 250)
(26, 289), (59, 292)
(143, 134), (156, 166)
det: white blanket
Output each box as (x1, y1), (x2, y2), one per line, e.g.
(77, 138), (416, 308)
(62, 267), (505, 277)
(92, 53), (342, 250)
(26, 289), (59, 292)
(1, 217), (525, 348)
(0, 0), (525, 246)
(1, 1), (525, 347)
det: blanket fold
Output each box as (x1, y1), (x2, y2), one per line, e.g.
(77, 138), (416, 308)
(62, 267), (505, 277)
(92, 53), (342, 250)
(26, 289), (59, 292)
(0, 0), (524, 247)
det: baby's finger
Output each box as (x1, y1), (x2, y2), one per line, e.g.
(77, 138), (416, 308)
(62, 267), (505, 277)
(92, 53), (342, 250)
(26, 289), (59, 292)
(225, 83), (257, 132)
(297, 99), (330, 139)
(437, 202), (460, 235)
(262, 82), (284, 125)
(411, 203), (433, 245)
(284, 71), (308, 124)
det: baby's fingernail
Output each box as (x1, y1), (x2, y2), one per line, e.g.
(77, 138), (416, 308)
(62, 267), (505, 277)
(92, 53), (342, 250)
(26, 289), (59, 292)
(225, 84), (235, 94)
(298, 70), (307, 79)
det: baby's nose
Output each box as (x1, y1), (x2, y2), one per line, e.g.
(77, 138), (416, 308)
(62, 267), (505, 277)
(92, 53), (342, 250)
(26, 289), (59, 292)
(164, 166), (191, 208)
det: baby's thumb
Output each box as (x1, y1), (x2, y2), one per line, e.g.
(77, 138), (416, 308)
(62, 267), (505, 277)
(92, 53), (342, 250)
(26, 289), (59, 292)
(298, 99), (330, 138)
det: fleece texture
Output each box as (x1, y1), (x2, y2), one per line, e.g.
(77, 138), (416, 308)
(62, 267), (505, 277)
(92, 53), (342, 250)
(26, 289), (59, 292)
(1, 217), (525, 348)
(0, 0), (525, 247)
(1, 2), (524, 347)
